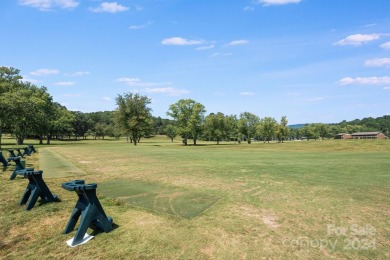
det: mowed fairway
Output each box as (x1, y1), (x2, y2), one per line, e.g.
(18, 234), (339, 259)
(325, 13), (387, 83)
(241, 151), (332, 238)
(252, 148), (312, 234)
(1, 138), (389, 259)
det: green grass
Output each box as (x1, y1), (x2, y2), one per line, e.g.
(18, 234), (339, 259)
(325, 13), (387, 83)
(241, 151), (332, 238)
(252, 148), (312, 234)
(39, 147), (86, 178)
(99, 179), (219, 219)
(0, 137), (389, 259)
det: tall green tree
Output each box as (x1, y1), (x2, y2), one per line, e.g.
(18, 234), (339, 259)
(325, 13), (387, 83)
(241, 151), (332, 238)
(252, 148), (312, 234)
(276, 116), (289, 143)
(238, 112), (260, 144)
(258, 117), (277, 143)
(377, 115), (390, 136)
(72, 111), (90, 140)
(204, 112), (227, 144)
(86, 111), (114, 139)
(115, 93), (153, 145)
(164, 124), (177, 142)
(1, 81), (52, 144)
(29, 86), (55, 144)
(317, 123), (331, 139)
(153, 116), (164, 135)
(225, 114), (240, 143)
(167, 99), (206, 145)
(46, 103), (75, 143)
(0, 67), (23, 148)
(302, 124), (320, 140)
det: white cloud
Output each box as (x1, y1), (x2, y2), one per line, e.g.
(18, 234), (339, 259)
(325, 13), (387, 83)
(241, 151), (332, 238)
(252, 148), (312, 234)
(129, 21), (152, 30)
(161, 37), (204, 46)
(338, 76), (390, 85)
(101, 96), (111, 101)
(20, 76), (40, 84)
(363, 23), (377, 28)
(128, 25), (143, 30)
(18, 0), (79, 11)
(117, 77), (140, 83)
(116, 77), (171, 87)
(66, 71), (90, 76)
(227, 40), (249, 46)
(195, 44), (215, 51)
(90, 2), (129, 13)
(244, 6), (255, 12)
(145, 87), (190, 96)
(117, 77), (189, 96)
(384, 86), (390, 90)
(257, 0), (301, 6)
(365, 58), (390, 67)
(117, 77), (151, 87)
(240, 92), (256, 96)
(30, 68), (59, 76)
(334, 34), (381, 46)
(381, 42), (390, 50)
(54, 81), (76, 86)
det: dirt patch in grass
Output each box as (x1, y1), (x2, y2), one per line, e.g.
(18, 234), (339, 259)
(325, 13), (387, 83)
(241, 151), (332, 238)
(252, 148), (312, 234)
(262, 214), (280, 229)
(79, 160), (91, 164)
(228, 204), (281, 230)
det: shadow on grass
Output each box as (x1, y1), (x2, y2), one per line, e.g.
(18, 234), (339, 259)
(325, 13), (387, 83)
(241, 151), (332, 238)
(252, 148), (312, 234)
(36, 197), (62, 208)
(90, 223), (120, 237)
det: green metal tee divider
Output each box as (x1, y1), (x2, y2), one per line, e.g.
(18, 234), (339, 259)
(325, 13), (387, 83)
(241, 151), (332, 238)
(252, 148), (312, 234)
(62, 180), (113, 246)
(16, 169), (59, 210)
(8, 156), (32, 180)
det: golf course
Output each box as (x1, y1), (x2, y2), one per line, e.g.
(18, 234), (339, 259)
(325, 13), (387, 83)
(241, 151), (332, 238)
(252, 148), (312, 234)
(0, 137), (389, 259)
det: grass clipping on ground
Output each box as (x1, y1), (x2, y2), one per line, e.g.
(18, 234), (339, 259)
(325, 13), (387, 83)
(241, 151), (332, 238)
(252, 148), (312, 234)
(99, 179), (219, 219)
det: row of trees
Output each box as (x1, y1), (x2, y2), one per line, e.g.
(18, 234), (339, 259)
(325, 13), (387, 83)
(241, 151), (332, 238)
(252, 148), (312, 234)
(0, 67), (66, 146)
(0, 67), (173, 147)
(338, 116), (390, 135)
(1, 66), (389, 147)
(115, 96), (291, 145)
(104, 94), (390, 145)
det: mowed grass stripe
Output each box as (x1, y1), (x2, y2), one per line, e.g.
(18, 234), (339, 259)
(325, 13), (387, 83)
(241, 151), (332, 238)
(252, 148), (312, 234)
(99, 179), (219, 219)
(39, 147), (85, 178)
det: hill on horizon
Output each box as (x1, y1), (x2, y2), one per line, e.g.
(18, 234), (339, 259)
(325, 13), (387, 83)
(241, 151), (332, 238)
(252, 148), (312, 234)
(288, 124), (306, 129)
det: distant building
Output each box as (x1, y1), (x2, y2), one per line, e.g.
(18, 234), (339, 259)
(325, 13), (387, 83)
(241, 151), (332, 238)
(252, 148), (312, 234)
(335, 133), (352, 139)
(350, 132), (387, 139)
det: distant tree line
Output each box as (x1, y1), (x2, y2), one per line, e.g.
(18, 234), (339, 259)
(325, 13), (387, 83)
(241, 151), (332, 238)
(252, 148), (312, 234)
(289, 116), (390, 141)
(0, 67), (172, 147)
(1, 66), (389, 147)
(118, 97), (291, 145)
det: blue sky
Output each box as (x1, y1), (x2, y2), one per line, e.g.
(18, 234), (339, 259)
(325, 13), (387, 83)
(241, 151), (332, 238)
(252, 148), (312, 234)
(1, 0), (390, 124)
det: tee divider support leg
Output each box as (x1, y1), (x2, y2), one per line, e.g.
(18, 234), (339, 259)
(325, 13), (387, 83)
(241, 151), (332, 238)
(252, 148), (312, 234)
(8, 157), (33, 180)
(22, 147), (29, 157)
(15, 148), (24, 157)
(17, 169), (59, 210)
(7, 149), (16, 158)
(28, 145), (36, 153)
(0, 151), (9, 167)
(62, 180), (113, 247)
